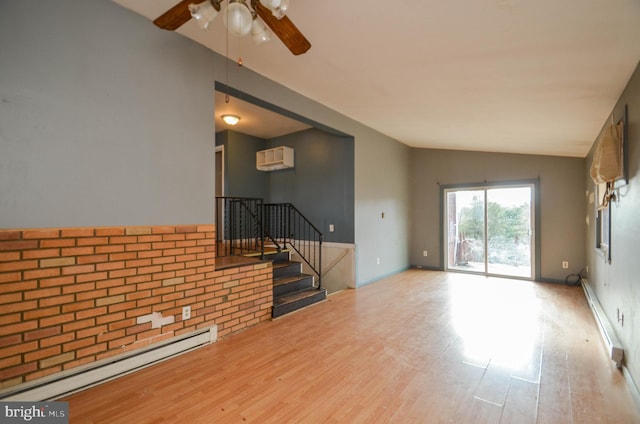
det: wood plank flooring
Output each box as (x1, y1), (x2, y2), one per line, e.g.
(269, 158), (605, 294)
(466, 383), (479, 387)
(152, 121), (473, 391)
(64, 270), (639, 423)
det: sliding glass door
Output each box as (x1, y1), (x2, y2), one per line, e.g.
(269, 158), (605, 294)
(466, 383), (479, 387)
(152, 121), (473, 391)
(445, 184), (534, 279)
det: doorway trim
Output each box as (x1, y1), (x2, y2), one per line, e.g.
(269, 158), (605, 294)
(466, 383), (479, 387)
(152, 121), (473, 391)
(215, 145), (225, 244)
(439, 179), (541, 281)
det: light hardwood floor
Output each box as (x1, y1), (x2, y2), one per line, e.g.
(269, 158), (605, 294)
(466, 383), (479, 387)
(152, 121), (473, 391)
(64, 270), (640, 423)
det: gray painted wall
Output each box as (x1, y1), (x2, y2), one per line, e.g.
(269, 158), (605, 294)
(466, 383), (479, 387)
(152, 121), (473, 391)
(267, 129), (354, 244)
(411, 149), (586, 282)
(0, 0), (216, 227)
(217, 131), (268, 199)
(585, 59), (640, 391)
(215, 128), (354, 243)
(211, 69), (412, 285)
(8, 3), (636, 391)
(355, 133), (412, 285)
(0, 0), (411, 285)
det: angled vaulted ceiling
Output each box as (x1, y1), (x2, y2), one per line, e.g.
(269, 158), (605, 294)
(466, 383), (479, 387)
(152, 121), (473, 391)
(114, 0), (640, 157)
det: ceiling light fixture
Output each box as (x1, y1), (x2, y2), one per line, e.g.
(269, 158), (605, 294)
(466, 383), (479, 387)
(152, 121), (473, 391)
(188, 1), (219, 30)
(222, 114), (241, 125)
(224, 0), (253, 36)
(188, 0), (292, 41)
(259, 0), (289, 19)
(251, 13), (271, 44)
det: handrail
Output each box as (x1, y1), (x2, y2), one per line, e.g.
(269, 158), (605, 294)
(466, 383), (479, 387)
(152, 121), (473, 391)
(263, 203), (323, 289)
(216, 197), (323, 289)
(215, 197), (264, 257)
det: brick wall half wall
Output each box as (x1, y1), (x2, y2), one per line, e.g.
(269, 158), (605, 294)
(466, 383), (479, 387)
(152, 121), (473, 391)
(0, 225), (273, 390)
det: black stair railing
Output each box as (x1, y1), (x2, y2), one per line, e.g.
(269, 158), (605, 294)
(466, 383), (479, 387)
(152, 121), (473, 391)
(262, 203), (323, 290)
(215, 197), (265, 257)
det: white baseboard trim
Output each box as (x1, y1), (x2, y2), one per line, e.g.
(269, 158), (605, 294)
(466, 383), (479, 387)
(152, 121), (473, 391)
(581, 280), (639, 412)
(622, 365), (640, 413)
(581, 280), (623, 368)
(0, 326), (217, 402)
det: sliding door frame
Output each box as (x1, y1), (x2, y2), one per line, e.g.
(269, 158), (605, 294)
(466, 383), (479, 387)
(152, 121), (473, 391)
(439, 179), (541, 281)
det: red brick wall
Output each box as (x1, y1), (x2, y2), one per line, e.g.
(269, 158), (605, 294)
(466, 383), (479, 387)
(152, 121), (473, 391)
(0, 225), (272, 390)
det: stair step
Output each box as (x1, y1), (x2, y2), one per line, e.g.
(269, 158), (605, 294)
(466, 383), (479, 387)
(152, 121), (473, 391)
(272, 260), (296, 269)
(262, 250), (289, 262)
(272, 260), (301, 278)
(273, 273), (314, 297)
(273, 273), (313, 286)
(241, 247), (288, 261)
(272, 288), (327, 318)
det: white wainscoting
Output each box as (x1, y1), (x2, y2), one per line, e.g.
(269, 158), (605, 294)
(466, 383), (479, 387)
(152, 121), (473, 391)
(290, 242), (355, 294)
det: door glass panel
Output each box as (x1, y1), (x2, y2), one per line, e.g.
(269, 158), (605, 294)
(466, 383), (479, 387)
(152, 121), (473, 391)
(445, 185), (534, 279)
(486, 187), (532, 278)
(447, 190), (486, 273)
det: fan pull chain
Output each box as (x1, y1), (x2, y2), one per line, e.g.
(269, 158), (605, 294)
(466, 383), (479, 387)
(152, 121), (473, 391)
(223, 4), (244, 104)
(225, 3), (230, 104)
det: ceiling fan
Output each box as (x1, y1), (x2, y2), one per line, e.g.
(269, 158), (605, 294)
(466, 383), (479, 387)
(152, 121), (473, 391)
(153, 0), (311, 55)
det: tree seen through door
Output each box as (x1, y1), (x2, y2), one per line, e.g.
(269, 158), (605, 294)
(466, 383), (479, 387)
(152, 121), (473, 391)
(447, 186), (532, 278)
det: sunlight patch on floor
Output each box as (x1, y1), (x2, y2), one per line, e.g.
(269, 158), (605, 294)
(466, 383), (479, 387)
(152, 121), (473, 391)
(450, 275), (541, 372)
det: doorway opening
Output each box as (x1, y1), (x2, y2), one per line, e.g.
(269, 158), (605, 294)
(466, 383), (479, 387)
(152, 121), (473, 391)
(444, 183), (536, 280)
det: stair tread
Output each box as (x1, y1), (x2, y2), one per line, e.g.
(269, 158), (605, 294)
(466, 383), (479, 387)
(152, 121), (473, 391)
(241, 247), (288, 258)
(272, 260), (297, 269)
(274, 288), (325, 305)
(273, 273), (313, 286)
(264, 245), (286, 251)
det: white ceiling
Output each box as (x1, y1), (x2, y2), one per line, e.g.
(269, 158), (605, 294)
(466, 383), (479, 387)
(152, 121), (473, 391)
(114, 0), (640, 157)
(214, 91), (311, 139)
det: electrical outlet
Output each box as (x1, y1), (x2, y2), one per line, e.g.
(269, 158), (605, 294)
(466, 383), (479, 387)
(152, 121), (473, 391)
(562, 261), (569, 269)
(329, 224), (335, 232)
(423, 250), (428, 257)
(182, 306), (191, 320)
(376, 257), (380, 265)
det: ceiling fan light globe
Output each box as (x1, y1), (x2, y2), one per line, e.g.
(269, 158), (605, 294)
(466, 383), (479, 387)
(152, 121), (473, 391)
(188, 2), (218, 30)
(259, 0), (288, 19)
(259, 0), (280, 8)
(251, 19), (271, 44)
(224, 1), (253, 36)
(275, 0), (289, 17)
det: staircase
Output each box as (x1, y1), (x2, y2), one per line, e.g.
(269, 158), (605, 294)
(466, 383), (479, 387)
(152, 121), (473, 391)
(267, 250), (327, 318)
(216, 197), (326, 318)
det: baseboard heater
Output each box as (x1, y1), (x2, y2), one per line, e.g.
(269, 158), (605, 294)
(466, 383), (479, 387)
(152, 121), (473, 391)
(0, 326), (217, 402)
(581, 280), (623, 368)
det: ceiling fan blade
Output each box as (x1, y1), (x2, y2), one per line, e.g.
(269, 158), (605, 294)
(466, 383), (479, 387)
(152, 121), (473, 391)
(252, 1), (311, 55)
(153, 0), (193, 31)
